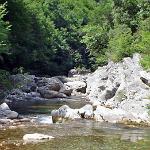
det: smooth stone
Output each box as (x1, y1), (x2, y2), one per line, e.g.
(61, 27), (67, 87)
(0, 103), (18, 119)
(37, 87), (67, 99)
(78, 104), (93, 119)
(65, 81), (86, 93)
(23, 133), (54, 143)
(51, 105), (80, 123)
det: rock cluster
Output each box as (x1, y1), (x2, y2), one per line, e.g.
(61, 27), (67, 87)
(86, 53), (150, 123)
(51, 104), (93, 123)
(4, 74), (87, 109)
(3, 53), (150, 125)
(51, 103), (149, 124)
(52, 54), (150, 124)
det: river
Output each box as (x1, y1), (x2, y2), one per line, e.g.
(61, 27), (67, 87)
(0, 97), (150, 150)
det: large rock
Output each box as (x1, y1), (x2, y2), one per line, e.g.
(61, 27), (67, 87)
(78, 104), (93, 119)
(37, 77), (63, 91)
(59, 85), (73, 96)
(51, 105), (80, 123)
(37, 77), (73, 97)
(93, 105), (139, 123)
(5, 89), (46, 109)
(0, 103), (18, 119)
(51, 104), (94, 123)
(86, 54), (150, 123)
(65, 81), (87, 94)
(23, 133), (54, 143)
(38, 87), (67, 99)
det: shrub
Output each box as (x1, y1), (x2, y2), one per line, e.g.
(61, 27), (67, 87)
(141, 55), (150, 71)
(107, 24), (134, 62)
(0, 69), (12, 89)
(0, 2), (10, 54)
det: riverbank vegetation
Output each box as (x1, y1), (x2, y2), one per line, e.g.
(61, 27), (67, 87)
(0, 0), (149, 77)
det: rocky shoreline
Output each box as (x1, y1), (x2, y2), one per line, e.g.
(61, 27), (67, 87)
(51, 54), (150, 125)
(1, 53), (150, 128)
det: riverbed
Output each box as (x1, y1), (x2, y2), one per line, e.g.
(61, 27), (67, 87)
(0, 97), (150, 150)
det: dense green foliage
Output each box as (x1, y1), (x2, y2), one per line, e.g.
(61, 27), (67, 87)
(82, 0), (150, 69)
(0, 0), (149, 75)
(0, 69), (11, 89)
(0, 69), (12, 100)
(0, 2), (10, 54)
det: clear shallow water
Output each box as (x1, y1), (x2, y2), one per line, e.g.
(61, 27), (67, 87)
(1, 97), (150, 150)
(1, 120), (150, 150)
(17, 96), (88, 115)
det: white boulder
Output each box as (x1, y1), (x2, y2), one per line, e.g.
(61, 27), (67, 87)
(78, 104), (93, 119)
(0, 103), (18, 119)
(23, 133), (54, 143)
(51, 105), (80, 123)
(86, 54), (150, 123)
(65, 81), (86, 94)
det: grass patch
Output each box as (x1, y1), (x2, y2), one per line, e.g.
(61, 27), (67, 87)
(141, 55), (150, 71)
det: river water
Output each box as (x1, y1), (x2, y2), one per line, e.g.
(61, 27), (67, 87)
(0, 97), (150, 150)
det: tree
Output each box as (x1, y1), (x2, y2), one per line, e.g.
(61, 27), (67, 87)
(107, 24), (133, 61)
(0, 0), (150, 74)
(82, 25), (108, 69)
(0, 2), (10, 54)
(134, 18), (150, 70)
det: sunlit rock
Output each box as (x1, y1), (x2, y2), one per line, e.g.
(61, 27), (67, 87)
(65, 81), (87, 94)
(86, 54), (150, 123)
(23, 133), (54, 143)
(78, 104), (93, 119)
(51, 105), (80, 123)
(0, 103), (18, 119)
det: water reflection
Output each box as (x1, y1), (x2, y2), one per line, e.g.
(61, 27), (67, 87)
(1, 97), (150, 150)
(0, 120), (150, 150)
(121, 132), (144, 142)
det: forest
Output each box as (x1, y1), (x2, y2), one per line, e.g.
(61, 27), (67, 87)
(0, 1), (150, 148)
(0, 0), (149, 77)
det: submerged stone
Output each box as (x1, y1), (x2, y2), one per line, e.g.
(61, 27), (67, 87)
(23, 133), (54, 143)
